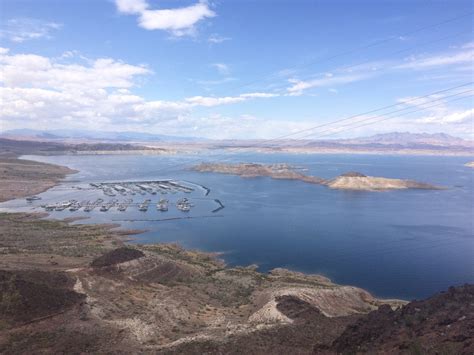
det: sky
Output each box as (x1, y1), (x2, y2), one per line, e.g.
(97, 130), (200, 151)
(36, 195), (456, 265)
(0, 0), (473, 139)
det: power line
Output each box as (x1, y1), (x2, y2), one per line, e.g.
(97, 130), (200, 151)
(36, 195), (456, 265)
(278, 88), (474, 143)
(252, 82), (474, 146)
(220, 11), (473, 94)
(144, 82), (473, 175)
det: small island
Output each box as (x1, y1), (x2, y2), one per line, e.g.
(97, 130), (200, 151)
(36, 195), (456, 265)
(325, 171), (440, 191)
(193, 163), (441, 191)
(194, 162), (325, 184)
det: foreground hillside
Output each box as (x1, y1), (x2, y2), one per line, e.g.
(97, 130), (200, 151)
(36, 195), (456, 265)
(0, 213), (404, 353)
(323, 284), (474, 354)
(1, 212), (472, 354)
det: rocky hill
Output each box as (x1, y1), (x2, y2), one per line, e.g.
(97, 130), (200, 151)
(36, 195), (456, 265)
(319, 284), (474, 354)
(325, 172), (440, 191)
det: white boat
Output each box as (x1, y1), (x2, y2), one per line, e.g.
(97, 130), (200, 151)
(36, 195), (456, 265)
(157, 198), (169, 211)
(26, 196), (41, 202)
(138, 199), (151, 212)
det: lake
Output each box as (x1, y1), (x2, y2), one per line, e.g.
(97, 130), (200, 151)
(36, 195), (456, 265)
(1, 152), (473, 300)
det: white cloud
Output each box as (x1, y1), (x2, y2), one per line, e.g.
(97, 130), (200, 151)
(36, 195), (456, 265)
(0, 52), (151, 90)
(396, 49), (474, 70)
(391, 90), (474, 136)
(115, 0), (148, 14)
(185, 92), (277, 107)
(418, 108), (474, 125)
(287, 73), (369, 96)
(208, 34), (230, 44)
(115, 0), (215, 37)
(148, 113), (319, 140)
(0, 18), (62, 43)
(283, 42), (474, 97)
(240, 92), (278, 99)
(197, 77), (236, 86)
(0, 49), (278, 132)
(211, 63), (230, 75)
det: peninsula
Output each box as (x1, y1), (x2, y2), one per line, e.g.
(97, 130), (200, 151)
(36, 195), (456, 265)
(193, 163), (441, 191)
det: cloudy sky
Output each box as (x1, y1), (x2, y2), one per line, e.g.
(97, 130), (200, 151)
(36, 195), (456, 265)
(0, 0), (472, 139)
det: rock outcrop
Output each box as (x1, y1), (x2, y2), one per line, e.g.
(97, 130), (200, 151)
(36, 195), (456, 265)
(194, 162), (441, 191)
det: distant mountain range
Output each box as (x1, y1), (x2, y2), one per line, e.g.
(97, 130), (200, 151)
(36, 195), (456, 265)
(342, 132), (470, 146)
(1, 129), (470, 146)
(0, 129), (204, 143)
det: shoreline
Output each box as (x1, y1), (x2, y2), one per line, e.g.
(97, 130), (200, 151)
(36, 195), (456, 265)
(0, 157), (78, 203)
(4, 152), (474, 353)
(1, 154), (404, 298)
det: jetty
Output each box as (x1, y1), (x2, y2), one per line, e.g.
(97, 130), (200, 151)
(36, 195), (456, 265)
(212, 199), (225, 213)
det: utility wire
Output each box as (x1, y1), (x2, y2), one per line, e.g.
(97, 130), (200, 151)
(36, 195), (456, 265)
(276, 89), (474, 143)
(144, 82), (473, 175)
(220, 11), (473, 93)
(239, 82), (474, 146)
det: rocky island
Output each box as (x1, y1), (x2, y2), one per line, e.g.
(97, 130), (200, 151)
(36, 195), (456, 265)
(325, 171), (441, 191)
(193, 163), (441, 191)
(194, 162), (325, 184)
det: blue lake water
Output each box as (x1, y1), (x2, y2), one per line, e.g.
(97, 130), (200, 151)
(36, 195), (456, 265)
(1, 152), (473, 300)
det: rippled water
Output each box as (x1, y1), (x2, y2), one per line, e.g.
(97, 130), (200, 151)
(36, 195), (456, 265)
(1, 152), (473, 300)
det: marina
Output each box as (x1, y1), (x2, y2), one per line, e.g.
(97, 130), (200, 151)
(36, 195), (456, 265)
(22, 179), (219, 216)
(38, 196), (201, 214)
(23, 183), (217, 218)
(90, 180), (195, 197)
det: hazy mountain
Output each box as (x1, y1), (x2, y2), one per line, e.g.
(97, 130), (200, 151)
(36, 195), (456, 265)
(343, 132), (470, 146)
(1, 129), (204, 142)
(2, 130), (471, 150)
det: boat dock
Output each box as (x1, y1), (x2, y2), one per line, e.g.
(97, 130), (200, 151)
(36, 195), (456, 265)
(90, 180), (195, 197)
(32, 179), (222, 215)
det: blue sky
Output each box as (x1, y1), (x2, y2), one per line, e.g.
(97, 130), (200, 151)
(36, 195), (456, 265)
(0, 0), (472, 139)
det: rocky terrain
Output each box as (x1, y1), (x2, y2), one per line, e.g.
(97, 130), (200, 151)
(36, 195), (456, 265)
(0, 158), (76, 202)
(0, 213), (405, 354)
(194, 163), (440, 191)
(194, 162), (325, 184)
(319, 284), (474, 354)
(325, 172), (440, 191)
(1, 214), (471, 354)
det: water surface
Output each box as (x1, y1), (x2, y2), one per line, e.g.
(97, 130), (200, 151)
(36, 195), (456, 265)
(1, 152), (473, 300)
